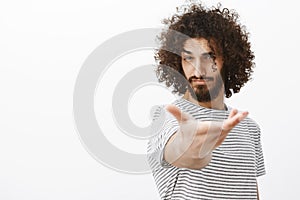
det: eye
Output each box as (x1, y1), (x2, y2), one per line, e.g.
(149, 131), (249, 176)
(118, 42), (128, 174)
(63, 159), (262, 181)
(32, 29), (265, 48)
(203, 53), (215, 60)
(183, 56), (193, 61)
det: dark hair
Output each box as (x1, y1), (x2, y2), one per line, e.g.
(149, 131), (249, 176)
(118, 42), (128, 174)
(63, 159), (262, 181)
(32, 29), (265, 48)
(155, 2), (255, 98)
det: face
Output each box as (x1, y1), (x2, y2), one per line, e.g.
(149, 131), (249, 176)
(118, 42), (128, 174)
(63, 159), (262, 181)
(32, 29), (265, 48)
(181, 38), (224, 102)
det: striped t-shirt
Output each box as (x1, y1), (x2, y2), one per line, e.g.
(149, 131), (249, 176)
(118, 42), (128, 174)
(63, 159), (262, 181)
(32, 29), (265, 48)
(147, 98), (265, 200)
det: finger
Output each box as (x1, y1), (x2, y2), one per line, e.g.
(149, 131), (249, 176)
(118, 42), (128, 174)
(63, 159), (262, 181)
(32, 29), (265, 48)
(214, 131), (229, 148)
(165, 105), (193, 123)
(223, 111), (248, 131)
(228, 108), (238, 119)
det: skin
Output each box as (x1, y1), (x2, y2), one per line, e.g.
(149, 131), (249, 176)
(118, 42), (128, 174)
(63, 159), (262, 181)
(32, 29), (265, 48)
(163, 38), (259, 197)
(181, 38), (225, 108)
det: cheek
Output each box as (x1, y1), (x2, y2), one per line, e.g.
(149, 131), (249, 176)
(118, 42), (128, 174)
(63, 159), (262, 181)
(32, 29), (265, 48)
(215, 59), (223, 71)
(182, 62), (194, 77)
(208, 61), (222, 75)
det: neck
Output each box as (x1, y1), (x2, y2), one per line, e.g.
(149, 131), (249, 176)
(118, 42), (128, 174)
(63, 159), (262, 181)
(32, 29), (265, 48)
(183, 91), (226, 110)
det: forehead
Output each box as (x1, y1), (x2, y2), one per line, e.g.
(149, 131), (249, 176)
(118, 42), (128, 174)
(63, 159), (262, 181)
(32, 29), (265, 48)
(182, 38), (212, 54)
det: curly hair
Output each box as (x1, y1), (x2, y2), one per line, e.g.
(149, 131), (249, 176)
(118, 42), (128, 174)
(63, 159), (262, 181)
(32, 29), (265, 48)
(155, 1), (255, 98)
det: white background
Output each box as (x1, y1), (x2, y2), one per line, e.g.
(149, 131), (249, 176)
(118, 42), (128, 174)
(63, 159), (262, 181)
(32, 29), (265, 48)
(1, 0), (299, 199)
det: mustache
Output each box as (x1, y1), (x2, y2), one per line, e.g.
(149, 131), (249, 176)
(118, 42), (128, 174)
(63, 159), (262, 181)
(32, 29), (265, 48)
(188, 75), (214, 83)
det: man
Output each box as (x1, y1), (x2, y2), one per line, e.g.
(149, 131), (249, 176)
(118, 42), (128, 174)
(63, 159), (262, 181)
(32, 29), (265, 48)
(147, 2), (265, 200)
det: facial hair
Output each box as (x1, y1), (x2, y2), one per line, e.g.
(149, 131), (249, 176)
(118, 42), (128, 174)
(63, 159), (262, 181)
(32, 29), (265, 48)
(188, 74), (224, 102)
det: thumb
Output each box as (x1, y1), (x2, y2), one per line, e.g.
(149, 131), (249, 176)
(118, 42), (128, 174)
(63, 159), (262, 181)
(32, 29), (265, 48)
(165, 105), (193, 123)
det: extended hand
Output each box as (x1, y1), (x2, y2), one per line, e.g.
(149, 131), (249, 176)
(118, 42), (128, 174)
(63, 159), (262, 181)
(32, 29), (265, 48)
(164, 105), (248, 169)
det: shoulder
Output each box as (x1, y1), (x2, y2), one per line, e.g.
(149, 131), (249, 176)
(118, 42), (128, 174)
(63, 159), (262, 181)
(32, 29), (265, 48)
(226, 105), (260, 130)
(245, 117), (261, 133)
(226, 105), (261, 137)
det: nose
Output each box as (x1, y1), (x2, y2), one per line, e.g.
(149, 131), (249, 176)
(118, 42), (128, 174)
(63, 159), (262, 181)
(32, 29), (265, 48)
(194, 59), (206, 77)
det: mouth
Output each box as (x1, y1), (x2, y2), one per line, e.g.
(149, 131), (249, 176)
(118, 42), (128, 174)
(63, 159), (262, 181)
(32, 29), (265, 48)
(190, 77), (214, 85)
(192, 79), (207, 85)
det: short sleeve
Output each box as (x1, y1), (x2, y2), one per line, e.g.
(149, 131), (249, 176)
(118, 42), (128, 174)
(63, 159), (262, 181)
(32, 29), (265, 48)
(247, 119), (266, 177)
(254, 125), (266, 177)
(147, 105), (179, 171)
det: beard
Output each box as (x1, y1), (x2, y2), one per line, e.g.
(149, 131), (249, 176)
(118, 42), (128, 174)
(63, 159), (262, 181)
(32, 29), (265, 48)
(189, 75), (224, 102)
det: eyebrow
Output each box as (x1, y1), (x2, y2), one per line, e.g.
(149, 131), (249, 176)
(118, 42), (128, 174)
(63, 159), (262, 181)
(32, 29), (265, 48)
(182, 49), (192, 54)
(182, 48), (213, 56)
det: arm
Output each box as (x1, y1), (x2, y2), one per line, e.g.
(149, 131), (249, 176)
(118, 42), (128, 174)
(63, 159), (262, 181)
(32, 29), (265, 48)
(163, 105), (248, 170)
